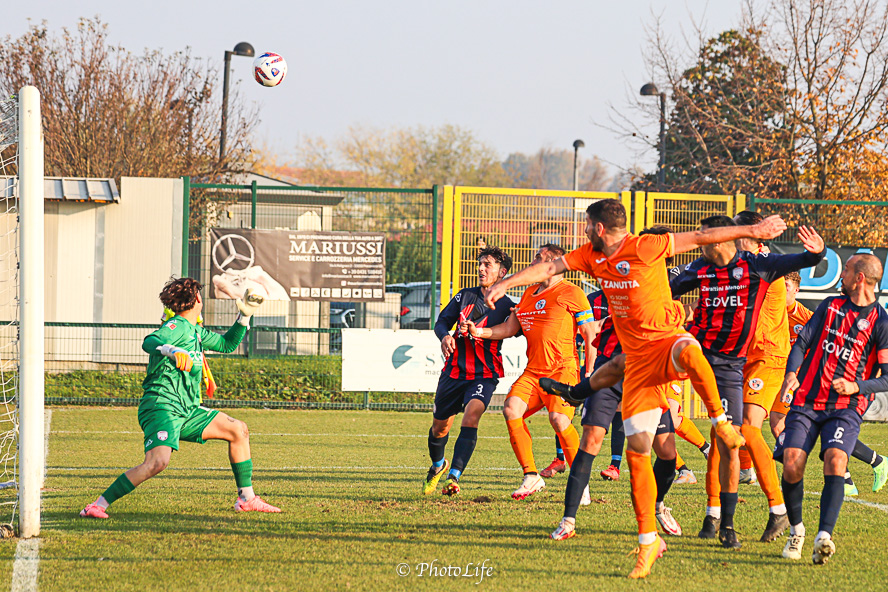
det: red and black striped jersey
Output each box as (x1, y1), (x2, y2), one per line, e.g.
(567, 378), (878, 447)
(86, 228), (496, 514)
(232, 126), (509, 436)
(788, 296), (888, 415)
(670, 249), (823, 359)
(433, 287), (514, 380)
(586, 290), (621, 361)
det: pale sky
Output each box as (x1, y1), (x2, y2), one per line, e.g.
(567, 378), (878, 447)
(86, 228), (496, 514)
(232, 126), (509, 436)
(3, 1), (742, 176)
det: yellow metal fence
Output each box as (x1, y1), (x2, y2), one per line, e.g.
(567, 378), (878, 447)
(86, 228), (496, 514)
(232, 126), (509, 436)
(440, 187), (745, 418)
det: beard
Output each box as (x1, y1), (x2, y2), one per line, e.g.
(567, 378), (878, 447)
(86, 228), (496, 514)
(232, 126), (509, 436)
(840, 281), (851, 296)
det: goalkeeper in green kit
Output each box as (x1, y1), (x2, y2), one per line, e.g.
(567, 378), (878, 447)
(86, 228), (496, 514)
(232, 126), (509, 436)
(80, 277), (281, 518)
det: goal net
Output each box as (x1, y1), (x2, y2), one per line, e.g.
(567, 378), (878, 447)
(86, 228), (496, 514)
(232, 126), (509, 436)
(0, 87), (44, 538)
(0, 96), (21, 537)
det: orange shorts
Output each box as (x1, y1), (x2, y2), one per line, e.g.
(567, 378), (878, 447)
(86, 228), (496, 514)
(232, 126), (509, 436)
(622, 332), (692, 421)
(743, 358), (785, 417)
(508, 365), (578, 418)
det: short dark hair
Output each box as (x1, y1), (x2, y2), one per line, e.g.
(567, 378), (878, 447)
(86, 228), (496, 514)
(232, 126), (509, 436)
(539, 243), (565, 258)
(160, 277), (202, 313)
(639, 226), (674, 265)
(699, 215), (736, 229)
(478, 246), (513, 272)
(733, 210), (763, 226)
(785, 271), (801, 287)
(586, 199), (627, 230)
(849, 253), (883, 287)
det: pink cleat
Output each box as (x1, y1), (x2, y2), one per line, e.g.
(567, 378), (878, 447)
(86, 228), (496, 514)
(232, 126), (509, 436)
(79, 503), (109, 519)
(234, 496), (281, 513)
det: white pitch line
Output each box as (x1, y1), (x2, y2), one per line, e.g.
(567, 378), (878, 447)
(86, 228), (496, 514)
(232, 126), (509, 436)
(805, 490), (888, 514)
(50, 431), (560, 440)
(47, 465), (520, 472)
(11, 410), (50, 592)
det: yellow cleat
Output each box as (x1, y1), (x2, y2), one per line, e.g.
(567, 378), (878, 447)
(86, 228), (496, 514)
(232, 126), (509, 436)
(715, 420), (745, 449)
(422, 459), (449, 495)
(628, 534), (666, 579)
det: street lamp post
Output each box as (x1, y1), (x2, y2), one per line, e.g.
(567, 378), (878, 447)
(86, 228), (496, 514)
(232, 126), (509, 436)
(220, 41), (255, 162)
(572, 139), (585, 191)
(640, 83), (666, 191)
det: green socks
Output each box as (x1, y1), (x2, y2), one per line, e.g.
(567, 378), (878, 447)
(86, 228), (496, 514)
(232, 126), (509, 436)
(231, 459), (253, 488)
(101, 473), (135, 506)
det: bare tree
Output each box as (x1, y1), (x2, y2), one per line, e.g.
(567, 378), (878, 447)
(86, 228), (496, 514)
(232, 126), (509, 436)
(0, 17), (257, 184)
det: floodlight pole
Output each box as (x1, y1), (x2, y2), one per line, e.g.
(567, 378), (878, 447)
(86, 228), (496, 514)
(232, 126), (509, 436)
(220, 42), (255, 162)
(572, 139), (585, 191)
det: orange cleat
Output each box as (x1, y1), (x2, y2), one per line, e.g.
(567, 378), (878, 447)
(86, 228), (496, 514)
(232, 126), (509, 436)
(540, 458), (567, 478)
(79, 503), (109, 519)
(601, 464), (621, 481)
(628, 534), (667, 579)
(234, 496), (281, 513)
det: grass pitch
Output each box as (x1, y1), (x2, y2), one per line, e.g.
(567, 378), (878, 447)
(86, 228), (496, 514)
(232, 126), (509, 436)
(8, 408), (888, 591)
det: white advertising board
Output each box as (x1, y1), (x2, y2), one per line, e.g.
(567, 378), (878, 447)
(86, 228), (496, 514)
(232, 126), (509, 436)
(341, 329), (528, 394)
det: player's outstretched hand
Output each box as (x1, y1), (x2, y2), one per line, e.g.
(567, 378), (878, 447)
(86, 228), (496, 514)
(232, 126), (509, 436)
(798, 225), (825, 254)
(779, 372), (799, 404)
(485, 282), (507, 308)
(441, 335), (456, 358)
(752, 215), (787, 240)
(831, 378), (860, 396)
(236, 288), (265, 317)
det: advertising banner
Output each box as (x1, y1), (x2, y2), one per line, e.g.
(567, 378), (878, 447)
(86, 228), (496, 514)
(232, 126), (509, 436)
(341, 329), (529, 394)
(208, 228), (385, 302)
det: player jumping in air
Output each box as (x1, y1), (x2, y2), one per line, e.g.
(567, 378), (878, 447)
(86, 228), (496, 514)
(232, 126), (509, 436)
(485, 199), (786, 578)
(772, 272), (888, 496)
(423, 247), (515, 497)
(778, 254), (888, 564)
(462, 244), (596, 501)
(80, 278), (281, 519)
(670, 214), (824, 548)
(547, 227), (689, 542)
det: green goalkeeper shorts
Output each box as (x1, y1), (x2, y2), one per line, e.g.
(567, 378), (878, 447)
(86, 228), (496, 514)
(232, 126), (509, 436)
(138, 406), (220, 452)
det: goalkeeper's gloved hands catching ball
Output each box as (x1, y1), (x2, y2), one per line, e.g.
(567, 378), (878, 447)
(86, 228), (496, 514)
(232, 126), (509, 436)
(236, 288), (265, 327)
(156, 344), (194, 372)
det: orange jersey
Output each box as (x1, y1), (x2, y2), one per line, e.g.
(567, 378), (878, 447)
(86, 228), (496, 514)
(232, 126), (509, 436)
(514, 280), (590, 372)
(563, 233), (685, 355)
(787, 300), (814, 347)
(747, 276), (790, 362)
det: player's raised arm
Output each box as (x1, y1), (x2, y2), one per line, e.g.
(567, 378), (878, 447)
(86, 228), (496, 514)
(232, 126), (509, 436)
(462, 311), (521, 341)
(672, 214), (787, 255)
(484, 258), (568, 308)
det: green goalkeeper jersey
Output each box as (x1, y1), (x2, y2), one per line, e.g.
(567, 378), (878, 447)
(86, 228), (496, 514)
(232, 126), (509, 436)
(139, 316), (247, 417)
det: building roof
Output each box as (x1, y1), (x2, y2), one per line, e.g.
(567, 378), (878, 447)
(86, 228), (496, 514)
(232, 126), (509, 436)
(0, 176), (119, 202)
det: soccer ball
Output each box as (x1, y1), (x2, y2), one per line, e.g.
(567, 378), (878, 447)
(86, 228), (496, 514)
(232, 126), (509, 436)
(253, 52), (287, 87)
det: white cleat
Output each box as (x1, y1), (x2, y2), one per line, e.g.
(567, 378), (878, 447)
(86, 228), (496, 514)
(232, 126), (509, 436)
(783, 534), (805, 560)
(550, 518), (576, 540)
(739, 467), (758, 485)
(580, 484), (591, 506)
(655, 503), (682, 536)
(812, 534), (835, 564)
(511, 473), (545, 500)
(675, 468), (697, 484)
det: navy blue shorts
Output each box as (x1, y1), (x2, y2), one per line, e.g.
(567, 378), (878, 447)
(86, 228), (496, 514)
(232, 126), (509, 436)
(433, 374), (498, 420)
(580, 380), (623, 430)
(703, 350), (745, 426)
(656, 409), (675, 435)
(774, 406), (862, 462)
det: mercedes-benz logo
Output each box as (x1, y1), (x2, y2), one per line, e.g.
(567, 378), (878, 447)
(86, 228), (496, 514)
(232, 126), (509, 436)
(212, 233), (255, 272)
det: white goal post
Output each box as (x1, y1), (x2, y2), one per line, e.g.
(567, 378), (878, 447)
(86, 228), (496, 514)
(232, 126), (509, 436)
(18, 86), (44, 539)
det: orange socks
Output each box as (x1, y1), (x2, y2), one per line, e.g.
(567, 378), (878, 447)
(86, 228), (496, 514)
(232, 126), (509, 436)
(675, 450), (686, 470)
(705, 426), (721, 507)
(739, 447), (753, 470)
(676, 415), (707, 449)
(558, 424), (580, 467)
(506, 418), (537, 474)
(627, 450), (658, 535)
(678, 346), (725, 419)
(741, 424), (784, 508)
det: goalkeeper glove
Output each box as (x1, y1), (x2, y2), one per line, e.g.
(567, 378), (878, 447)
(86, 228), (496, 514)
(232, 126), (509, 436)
(156, 344), (194, 372)
(235, 288), (265, 327)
